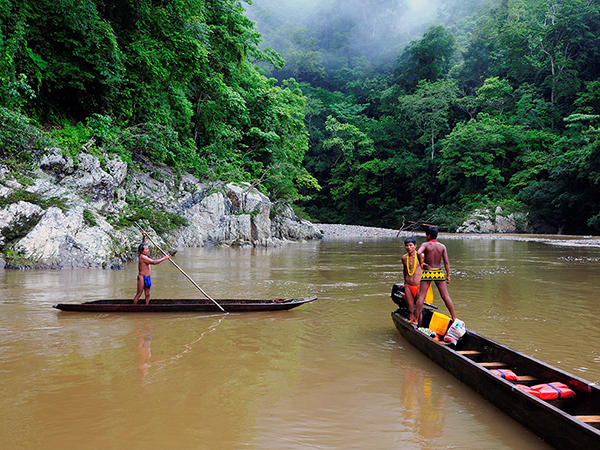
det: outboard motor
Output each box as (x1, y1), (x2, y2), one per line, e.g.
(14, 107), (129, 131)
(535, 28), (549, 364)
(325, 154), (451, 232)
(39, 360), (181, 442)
(390, 282), (434, 325)
(391, 283), (408, 315)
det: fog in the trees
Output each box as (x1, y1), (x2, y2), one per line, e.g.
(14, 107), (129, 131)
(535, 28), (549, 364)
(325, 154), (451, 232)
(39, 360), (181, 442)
(244, 0), (485, 83)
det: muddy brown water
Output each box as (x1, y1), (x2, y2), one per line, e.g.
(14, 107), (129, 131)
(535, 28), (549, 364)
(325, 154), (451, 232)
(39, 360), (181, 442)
(1, 236), (599, 449)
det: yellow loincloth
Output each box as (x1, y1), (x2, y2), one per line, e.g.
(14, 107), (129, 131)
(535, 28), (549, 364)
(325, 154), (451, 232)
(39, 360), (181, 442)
(421, 268), (446, 281)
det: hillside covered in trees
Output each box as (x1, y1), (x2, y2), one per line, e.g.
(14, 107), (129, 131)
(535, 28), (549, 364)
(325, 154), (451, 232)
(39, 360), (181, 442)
(3, 0), (600, 235)
(1, 0), (316, 205)
(249, 0), (600, 234)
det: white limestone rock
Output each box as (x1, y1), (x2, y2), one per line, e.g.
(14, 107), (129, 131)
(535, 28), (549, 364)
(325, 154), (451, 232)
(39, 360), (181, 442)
(271, 204), (324, 240)
(0, 201), (44, 247)
(13, 206), (130, 268)
(39, 148), (74, 175)
(457, 207), (529, 233)
(1, 155), (324, 268)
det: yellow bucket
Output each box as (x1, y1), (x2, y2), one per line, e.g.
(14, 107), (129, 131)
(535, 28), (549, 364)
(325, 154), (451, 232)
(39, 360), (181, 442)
(429, 312), (452, 336)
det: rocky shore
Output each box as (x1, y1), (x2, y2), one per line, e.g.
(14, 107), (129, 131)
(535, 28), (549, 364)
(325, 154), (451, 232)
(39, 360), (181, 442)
(317, 223), (600, 247)
(0, 149), (323, 270)
(3, 145), (599, 271)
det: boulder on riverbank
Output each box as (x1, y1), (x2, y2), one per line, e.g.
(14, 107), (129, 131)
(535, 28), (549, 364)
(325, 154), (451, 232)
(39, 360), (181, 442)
(0, 150), (323, 269)
(456, 207), (531, 233)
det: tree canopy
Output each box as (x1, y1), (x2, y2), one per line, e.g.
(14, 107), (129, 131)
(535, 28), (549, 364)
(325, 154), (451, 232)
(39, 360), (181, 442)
(247, 0), (600, 234)
(0, 0), (315, 203)
(4, 0), (600, 234)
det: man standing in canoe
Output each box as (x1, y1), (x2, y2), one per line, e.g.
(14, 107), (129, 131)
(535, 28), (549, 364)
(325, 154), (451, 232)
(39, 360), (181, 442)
(401, 237), (422, 325)
(133, 232), (171, 305)
(413, 226), (456, 325)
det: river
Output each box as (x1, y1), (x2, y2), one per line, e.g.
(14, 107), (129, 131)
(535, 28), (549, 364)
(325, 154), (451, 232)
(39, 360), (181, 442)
(1, 235), (599, 450)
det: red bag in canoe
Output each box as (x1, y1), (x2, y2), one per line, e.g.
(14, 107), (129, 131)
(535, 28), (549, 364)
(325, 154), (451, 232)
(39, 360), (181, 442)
(515, 382), (575, 400)
(489, 369), (518, 380)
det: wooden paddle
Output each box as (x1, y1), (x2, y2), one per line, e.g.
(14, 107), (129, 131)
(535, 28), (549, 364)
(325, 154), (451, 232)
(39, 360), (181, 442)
(135, 224), (226, 312)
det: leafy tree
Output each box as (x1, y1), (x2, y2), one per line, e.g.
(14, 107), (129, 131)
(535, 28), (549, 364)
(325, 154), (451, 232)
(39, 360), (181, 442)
(322, 116), (374, 201)
(398, 79), (459, 159)
(2, 0), (125, 119)
(438, 113), (513, 203)
(394, 25), (456, 91)
(525, 0), (600, 107)
(476, 76), (514, 116)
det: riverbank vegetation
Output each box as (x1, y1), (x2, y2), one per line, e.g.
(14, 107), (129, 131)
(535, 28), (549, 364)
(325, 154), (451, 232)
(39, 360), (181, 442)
(0, 0), (317, 206)
(2, 0), (600, 235)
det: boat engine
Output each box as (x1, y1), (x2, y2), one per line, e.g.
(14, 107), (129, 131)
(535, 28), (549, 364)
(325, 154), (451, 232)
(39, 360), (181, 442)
(391, 283), (408, 314)
(390, 282), (434, 325)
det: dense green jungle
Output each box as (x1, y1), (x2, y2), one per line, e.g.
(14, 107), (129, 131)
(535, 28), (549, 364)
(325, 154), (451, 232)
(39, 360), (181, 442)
(2, 0), (600, 234)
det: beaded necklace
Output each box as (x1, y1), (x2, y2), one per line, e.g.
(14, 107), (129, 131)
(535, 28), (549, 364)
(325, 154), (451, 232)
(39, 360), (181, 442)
(407, 252), (417, 276)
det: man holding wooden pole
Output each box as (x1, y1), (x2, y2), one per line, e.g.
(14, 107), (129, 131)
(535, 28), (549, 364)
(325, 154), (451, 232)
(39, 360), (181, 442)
(133, 232), (171, 305)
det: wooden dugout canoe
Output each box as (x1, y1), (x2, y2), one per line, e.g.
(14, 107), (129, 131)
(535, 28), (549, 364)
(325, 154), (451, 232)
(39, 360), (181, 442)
(53, 296), (317, 313)
(390, 283), (600, 450)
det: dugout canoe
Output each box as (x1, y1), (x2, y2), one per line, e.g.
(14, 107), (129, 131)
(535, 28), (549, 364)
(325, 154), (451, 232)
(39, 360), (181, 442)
(390, 283), (600, 450)
(54, 296), (317, 313)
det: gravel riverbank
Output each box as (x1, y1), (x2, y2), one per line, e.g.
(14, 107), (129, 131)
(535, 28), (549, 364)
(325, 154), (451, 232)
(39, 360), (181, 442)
(316, 223), (600, 247)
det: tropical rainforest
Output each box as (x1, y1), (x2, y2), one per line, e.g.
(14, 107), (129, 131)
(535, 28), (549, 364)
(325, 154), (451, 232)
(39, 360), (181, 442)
(2, 0), (600, 234)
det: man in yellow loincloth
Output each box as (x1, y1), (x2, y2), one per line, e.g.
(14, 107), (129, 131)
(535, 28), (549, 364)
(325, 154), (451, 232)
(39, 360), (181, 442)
(413, 226), (456, 326)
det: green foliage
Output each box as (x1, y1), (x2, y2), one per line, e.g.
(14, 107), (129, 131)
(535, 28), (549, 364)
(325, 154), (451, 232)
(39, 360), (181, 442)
(0, 0), (314, 206)
(291, 1), (600, 234)
(48, 122), (92, 158)
(439, 114), (511, 202)
(83, 209), (97, 227)
(398, 80), (459, 159)
(323, 116), (375, 201)
(4, 0), (600, 234)
(0, 107), (54, 160)
(476, 77), (513, 116)
(3, 247), (36, 269)
(0, 214), (41, 250)
(394, 26), (456, 91)
(112, 195), (188, 235)
(0, 189), (69, 211)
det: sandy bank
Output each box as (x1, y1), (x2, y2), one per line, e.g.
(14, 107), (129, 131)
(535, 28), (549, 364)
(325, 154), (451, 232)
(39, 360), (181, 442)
(316, 224), (600, 248)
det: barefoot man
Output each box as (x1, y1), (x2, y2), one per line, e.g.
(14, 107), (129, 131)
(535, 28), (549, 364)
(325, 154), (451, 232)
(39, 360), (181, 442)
(401, 237), (422, 325)
(133, 233), (170, 305)
(413, 226), (456, 325)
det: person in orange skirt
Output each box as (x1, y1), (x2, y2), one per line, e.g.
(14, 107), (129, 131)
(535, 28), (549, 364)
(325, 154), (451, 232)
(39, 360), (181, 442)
(401, 237), (423, 325)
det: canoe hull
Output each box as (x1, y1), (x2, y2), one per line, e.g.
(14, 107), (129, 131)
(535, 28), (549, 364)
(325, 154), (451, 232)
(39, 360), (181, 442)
(54, 296), (317, 312)
(391, 310), (600, 450)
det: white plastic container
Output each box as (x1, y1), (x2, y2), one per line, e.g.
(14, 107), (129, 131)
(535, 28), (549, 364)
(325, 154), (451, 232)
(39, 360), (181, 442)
(444, 319), (466, 344)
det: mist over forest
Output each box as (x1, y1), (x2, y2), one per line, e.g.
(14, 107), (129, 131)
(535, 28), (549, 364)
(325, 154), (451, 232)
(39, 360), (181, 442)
(245, 0), (484, 87)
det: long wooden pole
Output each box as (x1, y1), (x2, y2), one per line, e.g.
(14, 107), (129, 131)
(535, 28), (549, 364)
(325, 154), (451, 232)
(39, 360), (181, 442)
(135, 224), (225, 312)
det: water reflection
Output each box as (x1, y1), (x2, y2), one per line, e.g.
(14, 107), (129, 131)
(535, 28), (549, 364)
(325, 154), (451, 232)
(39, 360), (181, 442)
(399, 368), (445, 440)
(135, 319), (152, 384)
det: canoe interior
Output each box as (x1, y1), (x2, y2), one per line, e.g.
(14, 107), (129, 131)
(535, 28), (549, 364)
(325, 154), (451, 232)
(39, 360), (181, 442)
(390, 284), (600, 450)
(452, 327), (600, 417)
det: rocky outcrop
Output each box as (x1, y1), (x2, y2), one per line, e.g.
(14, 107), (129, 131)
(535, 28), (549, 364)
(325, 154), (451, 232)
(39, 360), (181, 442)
(272, 204), (323, 241)
(0, 201), (44, 249)
(0, 150), (323, 269)
(457, 206), (530, 233)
